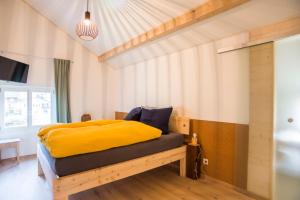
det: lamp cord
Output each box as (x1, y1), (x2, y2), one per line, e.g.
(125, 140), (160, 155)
(87, 0), (89, 12)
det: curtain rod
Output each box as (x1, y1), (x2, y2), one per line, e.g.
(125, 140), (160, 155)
(0, 50), (74, 63)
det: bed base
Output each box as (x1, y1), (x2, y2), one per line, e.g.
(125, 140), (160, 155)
(37, 144), (187, 200)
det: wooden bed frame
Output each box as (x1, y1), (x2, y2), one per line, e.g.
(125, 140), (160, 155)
(37, 112), (190, 200)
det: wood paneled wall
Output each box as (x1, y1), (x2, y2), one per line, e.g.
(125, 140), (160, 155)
(190, 119), (249, 189)
(116, 111), (249, 189)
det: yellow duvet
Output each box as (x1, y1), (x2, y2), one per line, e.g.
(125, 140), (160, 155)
(38, 120), (161, 158)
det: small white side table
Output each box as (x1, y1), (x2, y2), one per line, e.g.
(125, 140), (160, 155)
(0, 138), (21, 162)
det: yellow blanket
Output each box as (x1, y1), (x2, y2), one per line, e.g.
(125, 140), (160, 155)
(38, 120), (162, 158)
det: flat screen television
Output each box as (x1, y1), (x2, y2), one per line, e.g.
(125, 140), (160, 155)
(0, 56), (29, 83)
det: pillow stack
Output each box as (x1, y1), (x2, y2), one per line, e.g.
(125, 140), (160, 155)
(124, 107), (173, 134)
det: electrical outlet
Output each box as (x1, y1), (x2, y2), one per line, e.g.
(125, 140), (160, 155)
(203, 158), (208, 165)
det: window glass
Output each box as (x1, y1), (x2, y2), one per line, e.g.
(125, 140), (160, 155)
(4, 91), (28, 128)
(32, 92), (52, 126)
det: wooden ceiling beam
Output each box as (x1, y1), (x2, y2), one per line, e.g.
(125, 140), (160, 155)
(248, 16), (300, 46)
(98, 0), (250, 62)
(217, 16), (300, 54)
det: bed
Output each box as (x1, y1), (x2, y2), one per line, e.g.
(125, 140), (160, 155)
(37, 112), (189, 200)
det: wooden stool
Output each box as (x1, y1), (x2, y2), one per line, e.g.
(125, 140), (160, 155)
(186, 143), (201, 179)
(0, 138), (21, 162)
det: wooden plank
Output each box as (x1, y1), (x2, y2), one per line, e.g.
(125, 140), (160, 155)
(190, 119), (249, 189)
(37, 145), (58, 189)
(233, 125), (249, 189)
(52, 146), (186, 199)
(248, 43), (274, 199)
(1, 157), (256, 200)
(98, 0), (249, 62)
(37, 111), (189, 199)
(115, 111), (190, 135)
(217, 16), (300, 54)
(249, 16), (300, 45)
(169, 116), (190, 135)
(115, 111), (127, 120)
(38, 131), (187, 199)
(179, 156), (186, 177)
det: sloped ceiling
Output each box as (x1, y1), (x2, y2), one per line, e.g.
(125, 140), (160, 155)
(24, 0), (208, 55)
(105, 0), (300, 66)
(24, 0), (300, 65)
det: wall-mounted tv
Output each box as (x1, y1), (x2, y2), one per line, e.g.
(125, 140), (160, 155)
(0, 56), (29, 83)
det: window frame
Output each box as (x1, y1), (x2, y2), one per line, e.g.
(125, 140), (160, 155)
(0, 84), (56, 131)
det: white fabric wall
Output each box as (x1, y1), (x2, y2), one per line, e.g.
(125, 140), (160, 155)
(106, 42), (249, 125)
(0, 0), (104, 158)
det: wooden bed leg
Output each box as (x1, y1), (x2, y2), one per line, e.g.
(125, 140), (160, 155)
(180, 157), (186, 177)
(38, 159), (44, 176)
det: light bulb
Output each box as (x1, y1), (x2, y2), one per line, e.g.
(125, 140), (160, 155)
(84, 19), (91, 25)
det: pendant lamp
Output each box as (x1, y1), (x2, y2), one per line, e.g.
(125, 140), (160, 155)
(76, 0), (98, 41)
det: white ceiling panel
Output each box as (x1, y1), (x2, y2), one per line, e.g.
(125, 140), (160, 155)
(24, 0), (300, 62)
(24, 0), (208, 55)
(104, 0), (300, 66)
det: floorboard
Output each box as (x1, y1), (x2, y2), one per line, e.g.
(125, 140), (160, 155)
(0, 157), (255, 200)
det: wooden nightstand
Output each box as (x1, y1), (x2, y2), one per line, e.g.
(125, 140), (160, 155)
(186, 143), (201, 179)
(0, 138), (21, 162)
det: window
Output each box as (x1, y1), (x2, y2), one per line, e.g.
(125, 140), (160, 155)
(32, 92), (52, 126)
(4, 91), (28, 128)
(0, 85), (56, 130)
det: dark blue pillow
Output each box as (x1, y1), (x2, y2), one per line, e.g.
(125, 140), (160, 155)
(140, 107), (173, 134)
(124, 107), (142, 121)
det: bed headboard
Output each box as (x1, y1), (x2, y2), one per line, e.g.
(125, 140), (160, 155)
(115, 111), (190, 135)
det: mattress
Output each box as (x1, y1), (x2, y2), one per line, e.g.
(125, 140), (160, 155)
(39, 132), (184, 177)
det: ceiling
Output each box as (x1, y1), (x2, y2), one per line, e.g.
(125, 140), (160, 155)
(102, 0), (300, 66)
(24, 0), (208, 55)
(24, 0), (300, 63)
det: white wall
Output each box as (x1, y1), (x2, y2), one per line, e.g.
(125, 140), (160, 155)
(106, 42), (249, 125)
(0, 0), (104, 158)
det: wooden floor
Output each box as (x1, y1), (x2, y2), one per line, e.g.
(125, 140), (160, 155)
(0, 157), (255, 200)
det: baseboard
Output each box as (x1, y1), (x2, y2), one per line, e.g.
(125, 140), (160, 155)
(204, 175), (269, 200)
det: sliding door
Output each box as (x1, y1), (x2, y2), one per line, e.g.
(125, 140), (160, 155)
(275, 35), (300, 200)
